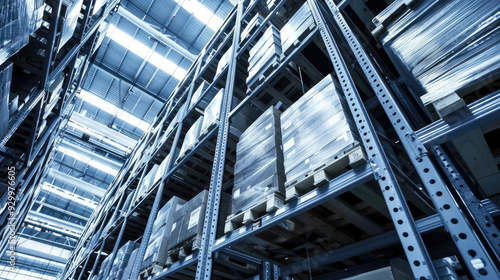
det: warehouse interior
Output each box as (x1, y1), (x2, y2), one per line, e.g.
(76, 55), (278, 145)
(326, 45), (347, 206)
(0, 0), (499, 279)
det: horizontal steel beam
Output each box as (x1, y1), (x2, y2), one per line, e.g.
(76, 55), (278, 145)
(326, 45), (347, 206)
(116, 6), (197, 61)
(46, 168), (106, 198)
(70, 112), (137, 148)
(15, 246), (68, 264)
(91, 62), (165, 103)
(26, 211), (85, 233)
(59, 139), (123, 170)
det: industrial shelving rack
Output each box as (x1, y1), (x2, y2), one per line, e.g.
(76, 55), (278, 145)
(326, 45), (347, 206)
(0, 0), (119, 259)
(61, 0), (500, 279)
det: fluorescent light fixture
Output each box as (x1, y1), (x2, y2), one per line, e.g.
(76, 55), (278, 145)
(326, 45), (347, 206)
(106, 24), (187, 80)
(41, 183), (99, 208)
(57, 146), (119, 176)
(66, 120), (133, 153)
(78, 89), (150, 132)
(173, 0), (224, 30)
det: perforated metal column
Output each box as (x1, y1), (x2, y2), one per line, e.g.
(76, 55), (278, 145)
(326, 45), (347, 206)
(307, 0), (438, 278)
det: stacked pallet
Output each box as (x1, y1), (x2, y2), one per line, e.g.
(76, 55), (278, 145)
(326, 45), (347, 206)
(177, 116), (204, 161)
(189, 81), (208, 109)
(225, 107), (285, 233)
(167, 190), (230, 265)
(94, 252), (113, 280)
(281, 75), (364, 200)
(0, 0), (44, 65)
(381, 0), (500, 117)
(199, 89), (224, 138)
(135, 164), (160, 203)
(122, 248), (139, 280)
(241, 13), (264, 42)
(280, 2), (315, 56)
(216, 46), (233, 77)
(247, 25), (282, 90)
(59, 0), (84, 50)
(141, 197), (186, 275)
(108, 241), (139, 280)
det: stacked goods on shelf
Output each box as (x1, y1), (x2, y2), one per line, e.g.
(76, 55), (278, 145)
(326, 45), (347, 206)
(167, 190), (230, 264)
(381, 0), (500, 109)
(122, 248), (139, 280)
(108, 241), (139, 280)
(247, 25), (281, 90)
(281, 74), (363, 200)
(0, 0), (44, 65)
(153, 152), (171, 184)
(59, 0), (84, 50)
(231, 107), (285, 216)
(177, 116), (204, 161)
(189, 81), (208, 109)
(241, 13), (264, 42)
(94, 253), (113, 280)
(199, 89), (224, 138)
(120, 189), (135, 218)
(433, 258), (458, 280)
(141, 196), (186, 271)
(216, 46), (233, 76)
(135, 164), (160, 203)
(0, 63), (13, 139)
(280, 2), (315, 56)
(339, 259), (413, 280)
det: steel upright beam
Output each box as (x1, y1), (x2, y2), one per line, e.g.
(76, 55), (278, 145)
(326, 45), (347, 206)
(308, 0), (438, 278)
(322, 1), (500, 278)
(195, 2), (244, 279)
(433, 146), (500, 261)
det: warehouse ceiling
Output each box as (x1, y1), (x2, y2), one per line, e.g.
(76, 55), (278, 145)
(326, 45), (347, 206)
(0, 0), (234, 279)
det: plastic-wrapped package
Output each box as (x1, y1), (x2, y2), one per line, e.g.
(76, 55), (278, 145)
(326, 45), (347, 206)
(109, 241), (139, 280)
(168, 190), (209, 251)
(200, 89), (224, 136)
(0, 63), (13, 139)
(142, 196), (185, 269)
(216, 46), (233, 76)
(280, 2), (315, 55)
(165, 103), (186, 137)
(96, 252), (113, 280)
(121, 248), (138, 280)
(59, 0), (84, 51)
(381, 0), (500, 105)
(153, 153), (171, 184)
(168, 191), (230, 251)
(241, 13), (264, 41)
(281, 74), (359, 185)
(189, 81), (208, 109)
(232, 107), (285, 214)
(0, 0), (44, 65)
(135, 164), (159, 203)
(177, 116), (204, 160)
(247, 25), (282, 87)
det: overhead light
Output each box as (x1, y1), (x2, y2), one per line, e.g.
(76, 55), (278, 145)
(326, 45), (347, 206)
(67, 120), (133, 153)
(40, 183), (99, 208)
(57, 146), (119, 176)
(172, 0), (224, 31)
(106, 24), (187, 80)
(78, 89), (150, 132)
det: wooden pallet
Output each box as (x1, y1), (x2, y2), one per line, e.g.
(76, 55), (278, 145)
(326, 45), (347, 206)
(139, 262), (164, 280)
(285, 145), (367, 202)
(165, 235), (203, 267)
(224, 192), (285, 234)
(247, 57), (280, 92)
(281, 23), (316, 58)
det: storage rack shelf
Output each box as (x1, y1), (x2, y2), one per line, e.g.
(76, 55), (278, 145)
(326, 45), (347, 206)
(0, 0), (120, 259)
(61, 0), (500, 279)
